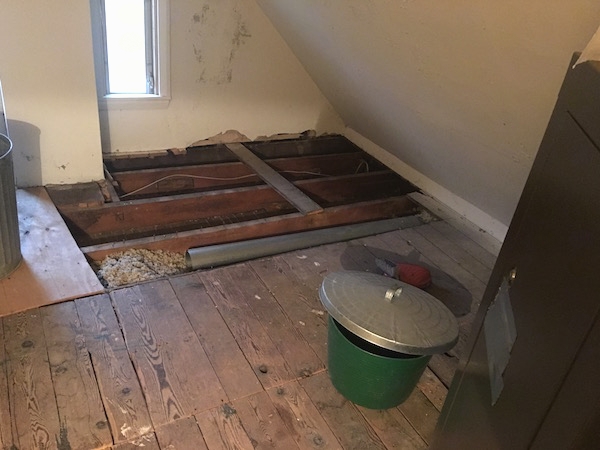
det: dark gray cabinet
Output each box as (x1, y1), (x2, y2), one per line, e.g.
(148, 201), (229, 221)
(432, 56), (600, 449)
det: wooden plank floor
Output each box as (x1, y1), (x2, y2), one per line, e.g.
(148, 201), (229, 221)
(0, 217), (498, 449)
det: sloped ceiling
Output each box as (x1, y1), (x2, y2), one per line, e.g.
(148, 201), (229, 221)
(256, 0), (600, 226)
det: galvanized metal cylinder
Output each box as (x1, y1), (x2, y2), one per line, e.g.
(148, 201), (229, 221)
(0, 133), (22, 278)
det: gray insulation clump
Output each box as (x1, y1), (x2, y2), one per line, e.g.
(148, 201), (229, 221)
(96, 249), (187, 288)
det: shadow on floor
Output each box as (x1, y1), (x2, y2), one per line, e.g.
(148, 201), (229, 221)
(339, 244), (473, 317)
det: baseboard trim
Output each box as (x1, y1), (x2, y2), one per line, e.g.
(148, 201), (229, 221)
(345, 127), (508, 244)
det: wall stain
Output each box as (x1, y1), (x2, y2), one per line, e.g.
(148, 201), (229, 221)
(190, 2), (251, 85)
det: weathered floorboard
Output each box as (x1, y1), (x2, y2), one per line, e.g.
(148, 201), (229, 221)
(42, 302), (112, 449)
(357, 405), (427, 449)
(201, 268), (295, 389)
(300, 372), (386, 450)
(155, 416), (209, 450)
(249, 257), (329, 364)
(170, 274), (262, 400)
(0, 318), (16, 449)
(112, 281), (226, 426)
(233, 391), (300, 449)
(397, 388), (440, 446)
(414, 224), (492, 285)
(266, 381), (342, 450)
(223, 264), (324, 379)
(75, 294), (153, 443)
(112, 432), (160, 450)
(4, 310), (62, 450)
(196, 403), (255, 450)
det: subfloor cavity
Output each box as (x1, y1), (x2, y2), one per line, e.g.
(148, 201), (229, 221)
(94, 248), (187, 288)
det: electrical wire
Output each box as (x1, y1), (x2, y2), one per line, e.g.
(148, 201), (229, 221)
(118, 162), (371, 199)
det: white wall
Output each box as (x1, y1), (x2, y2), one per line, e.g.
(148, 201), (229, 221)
(256, 0), (600, 228)
(100, 0), (344, 154)
(0, 0), (104, 186)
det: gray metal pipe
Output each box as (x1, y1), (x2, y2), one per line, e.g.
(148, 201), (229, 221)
(185, 215), (422, 270)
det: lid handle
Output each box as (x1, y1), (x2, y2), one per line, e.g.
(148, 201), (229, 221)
(384, 287), (403, 303)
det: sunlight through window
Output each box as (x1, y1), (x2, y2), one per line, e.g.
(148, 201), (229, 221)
(104, 0), (148, 94)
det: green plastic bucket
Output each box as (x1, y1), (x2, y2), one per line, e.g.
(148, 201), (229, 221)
(328, 316), (431, 409)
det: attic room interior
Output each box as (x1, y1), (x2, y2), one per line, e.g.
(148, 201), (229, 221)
(1, 1), (600, 449)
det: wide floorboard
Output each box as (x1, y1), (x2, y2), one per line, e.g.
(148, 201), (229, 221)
(0, 217), (498, 449)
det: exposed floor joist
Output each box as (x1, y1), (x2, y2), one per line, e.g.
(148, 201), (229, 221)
(47, 135), (420, 261)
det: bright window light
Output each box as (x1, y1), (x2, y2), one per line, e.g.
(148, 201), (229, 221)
(104, 0), (148, 94)
(91, 0), (170, 107)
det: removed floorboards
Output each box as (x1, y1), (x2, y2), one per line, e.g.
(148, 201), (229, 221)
(47, 135), (419, 260)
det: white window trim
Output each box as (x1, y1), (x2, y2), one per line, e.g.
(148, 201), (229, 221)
(91, 0), (170, 110)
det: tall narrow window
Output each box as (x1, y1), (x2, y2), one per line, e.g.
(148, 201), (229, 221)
(91, 0), (170, 106)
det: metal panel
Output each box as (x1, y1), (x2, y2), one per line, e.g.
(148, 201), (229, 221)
(432, 58), (600, 449)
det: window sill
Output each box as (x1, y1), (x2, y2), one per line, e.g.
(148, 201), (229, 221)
(98, 94), (171, 110)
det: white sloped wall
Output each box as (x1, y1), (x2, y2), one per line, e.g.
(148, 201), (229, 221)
(256, 0), (600, 234)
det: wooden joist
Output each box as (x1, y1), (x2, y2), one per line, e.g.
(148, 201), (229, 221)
(82, 196), (418, 261)
(61, 171), (414, 246)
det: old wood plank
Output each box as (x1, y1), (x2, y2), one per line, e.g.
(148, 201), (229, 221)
(41, 301), (112, 449)
(414, 224), (493, 285)
(427, 354), (458, 390)
(408, 192), (503, 256)
(4, 310), (62, 450)
(223, 264), (324, 379)
(397, 388), (440, 446)
(249, 257), (329, 364)
(75, 294), (153, 443)
(232, 391), (300, 450)
(416, 367), (448, 412)
(82, 196), (416, 260)
(0, 187), (104, 317)
(200, 268), (295, 389)
(226, 142), (323, 215)
(277, 241), (348, 292)
(111, 281), (226, 426)
(155, 416), (209, 450)
(0, 318), (16, 450)
(357, 406), (427, 449)
(430, 220), (497, 270)
(266, 381), (342, 450)
(196, 403), (255, 450)
(112, 432), (160, 450)
(169, 274), (262, 400)
(300, 372), (386, 450)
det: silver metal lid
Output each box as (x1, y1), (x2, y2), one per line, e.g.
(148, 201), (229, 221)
(319, 271), (459, 355)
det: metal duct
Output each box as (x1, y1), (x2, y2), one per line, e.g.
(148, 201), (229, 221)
(185, 215), (422, 270)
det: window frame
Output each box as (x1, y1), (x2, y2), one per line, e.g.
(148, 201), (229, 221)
(90, 0), (170, 110)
